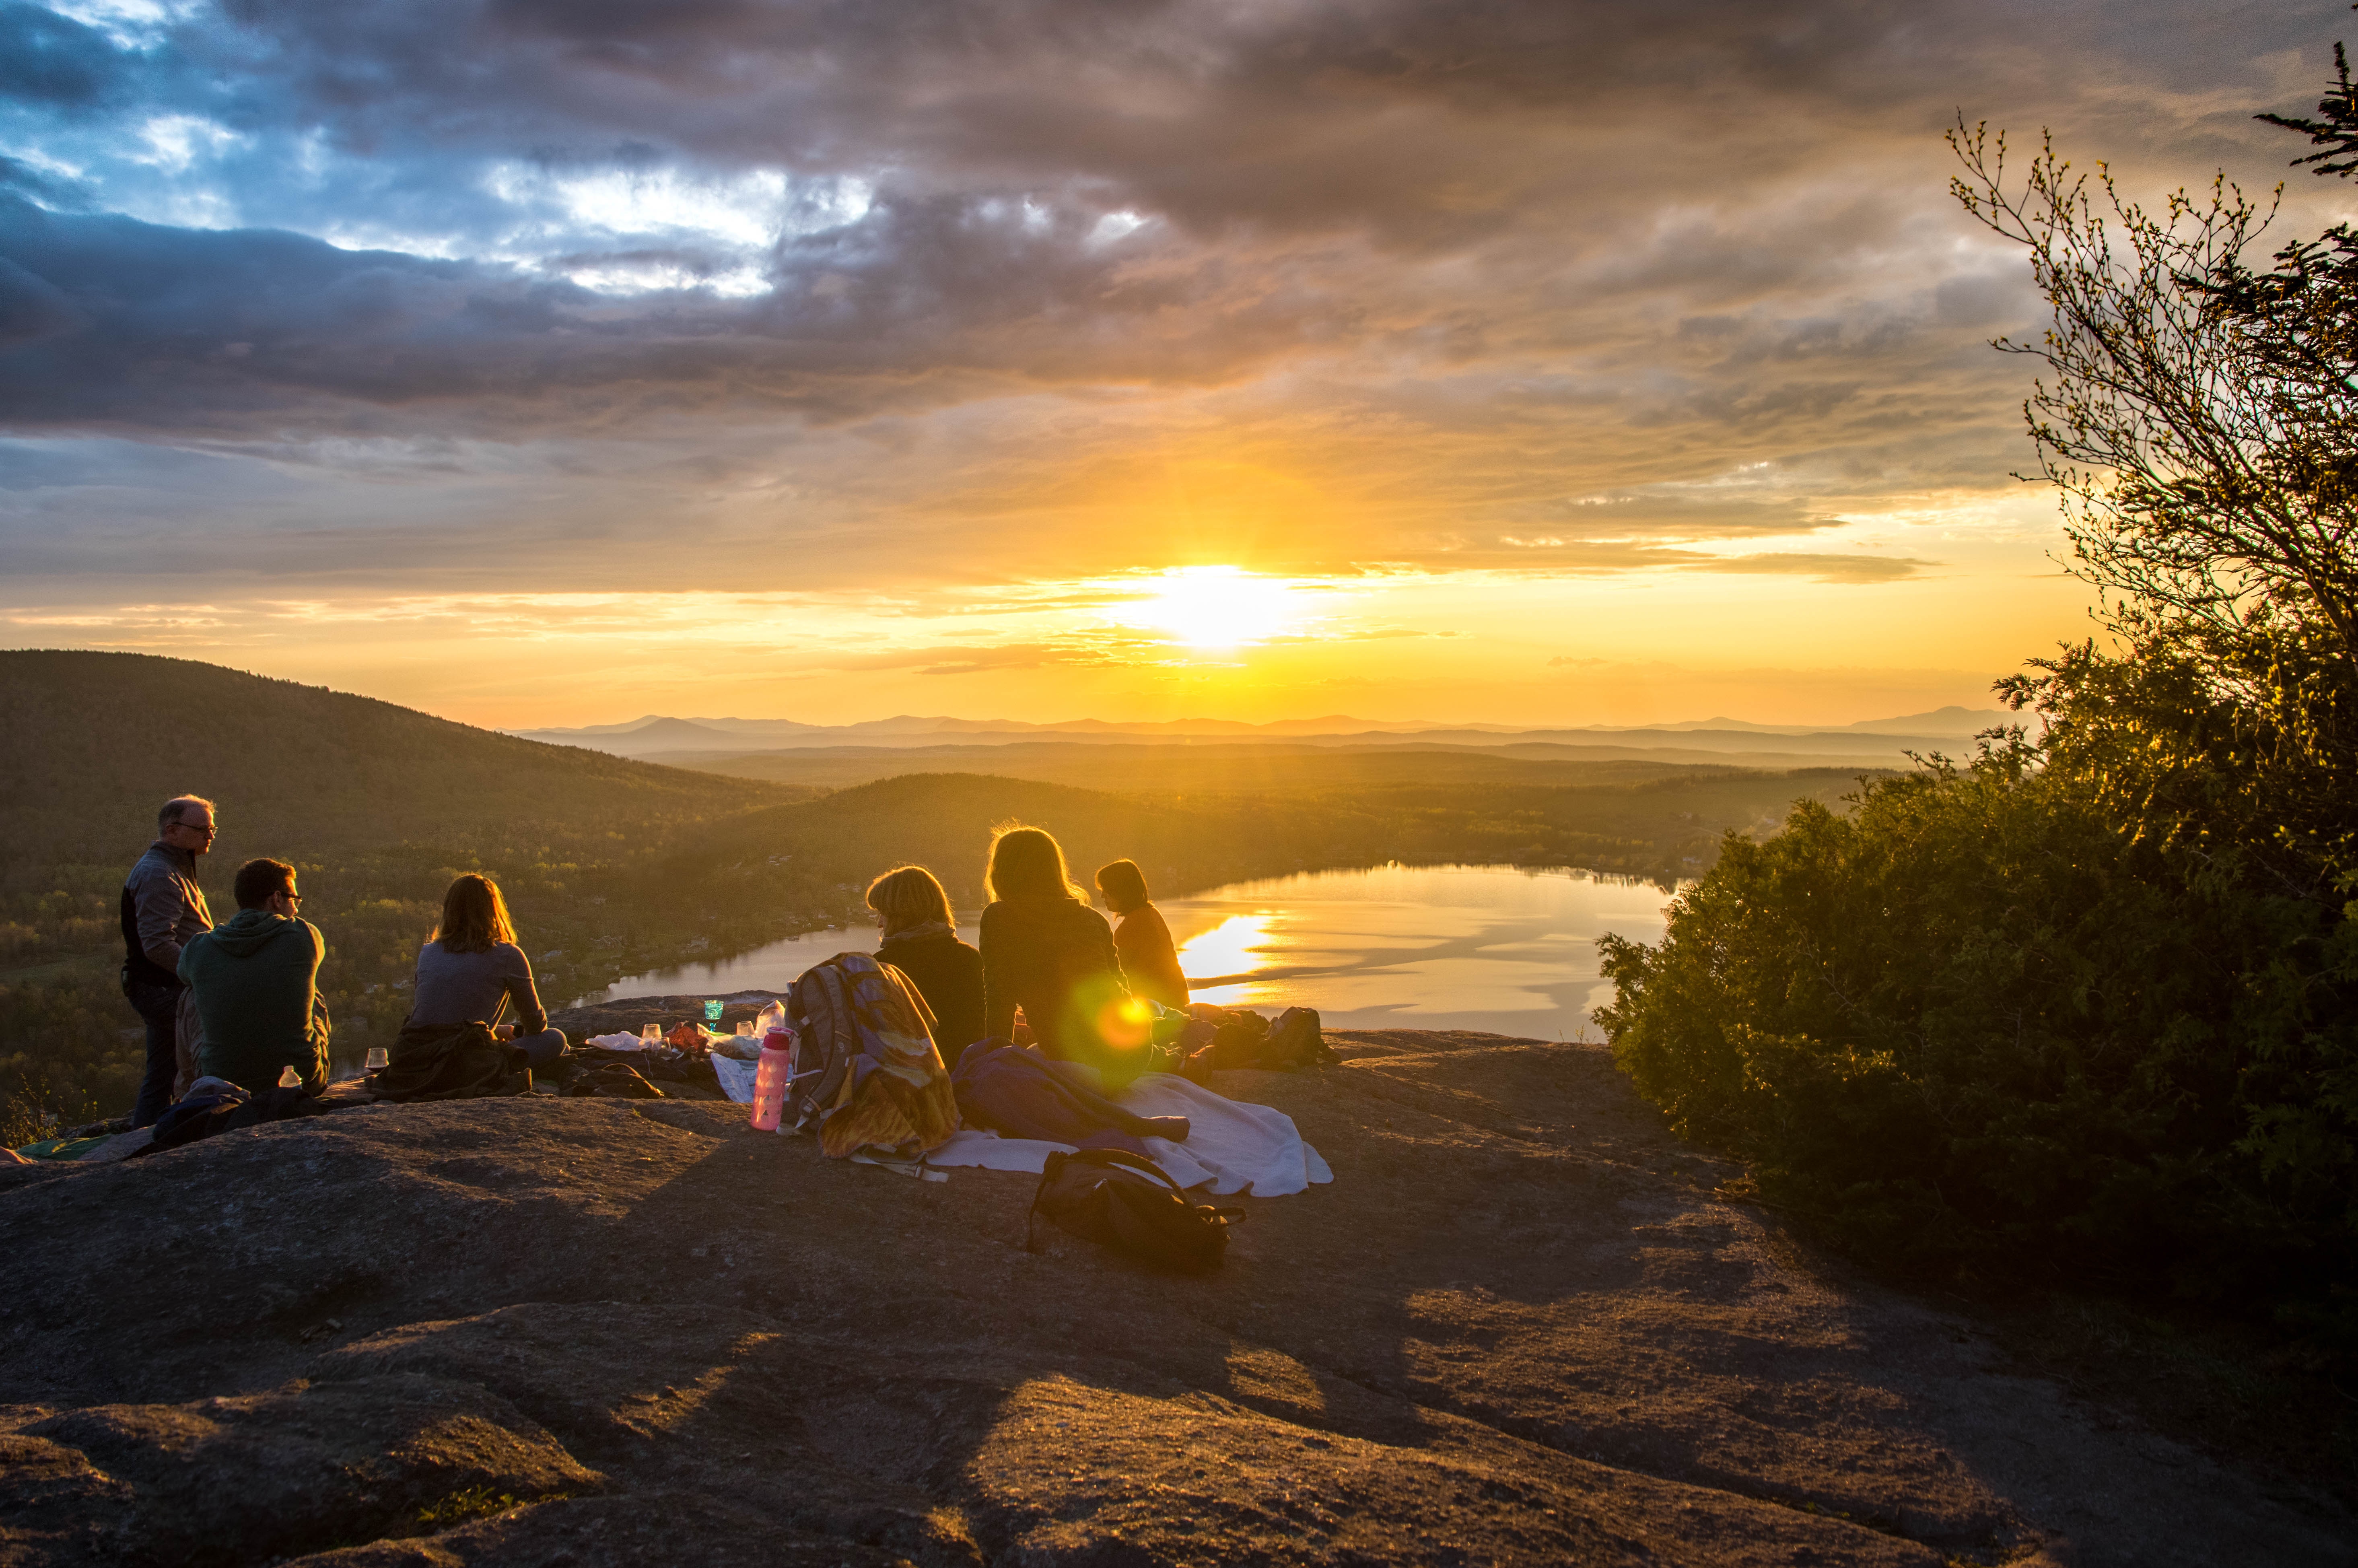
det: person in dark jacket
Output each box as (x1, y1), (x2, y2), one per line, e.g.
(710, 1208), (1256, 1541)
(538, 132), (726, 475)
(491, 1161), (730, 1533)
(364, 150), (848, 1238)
(979, 826), (1152, 1084)
(178, 857), (331, 1094)
(120, 794), (218, 1125)
(1095, 858), (1189, 1012)
(407, 874), (568, 1066)
(865, 865), (984, 1068)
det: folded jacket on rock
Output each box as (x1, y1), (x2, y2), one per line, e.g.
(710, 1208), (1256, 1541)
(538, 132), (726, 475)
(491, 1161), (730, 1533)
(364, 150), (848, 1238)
(374, 1020), (531, 1102)
(951, 1038), (1188, 1157)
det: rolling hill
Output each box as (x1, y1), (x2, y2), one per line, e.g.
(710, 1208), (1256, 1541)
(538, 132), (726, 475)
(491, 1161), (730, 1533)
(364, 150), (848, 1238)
(0, 653), (809, 1121)
(2, 651), (1879, 1130)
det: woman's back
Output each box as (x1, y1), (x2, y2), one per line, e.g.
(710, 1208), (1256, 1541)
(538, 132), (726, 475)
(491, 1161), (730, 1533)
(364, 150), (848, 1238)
(877, 927), (986, 1067)
(410, 939), (546, 1033)
(1112, 901), (1188, 1011)
(979, 895), (1125, 1063)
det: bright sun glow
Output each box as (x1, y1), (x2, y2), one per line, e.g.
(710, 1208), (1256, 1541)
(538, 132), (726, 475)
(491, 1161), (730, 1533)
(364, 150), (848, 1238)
(1130, 568), (1304, 648)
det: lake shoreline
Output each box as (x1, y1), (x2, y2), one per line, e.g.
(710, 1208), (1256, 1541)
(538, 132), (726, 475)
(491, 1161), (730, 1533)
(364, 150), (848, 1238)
(577, 861), (1676, 1041)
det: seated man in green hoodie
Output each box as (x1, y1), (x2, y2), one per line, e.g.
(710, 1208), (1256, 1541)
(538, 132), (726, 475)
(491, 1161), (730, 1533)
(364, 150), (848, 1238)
(178, 857), (331, 1094)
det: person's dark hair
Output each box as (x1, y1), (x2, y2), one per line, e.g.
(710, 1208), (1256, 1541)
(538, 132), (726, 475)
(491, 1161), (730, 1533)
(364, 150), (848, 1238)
(233, 857), (296, 911)
(159, 794), (215, 832)
(986, 825), (1081, 902)
(433, 873), (516, 953)
(1094, 859), (1150, 915)
(866, 865), (954, 938)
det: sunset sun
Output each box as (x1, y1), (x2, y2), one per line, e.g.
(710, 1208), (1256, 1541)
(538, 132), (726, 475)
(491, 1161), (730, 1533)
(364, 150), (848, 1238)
(1130, 567), (1306, 648)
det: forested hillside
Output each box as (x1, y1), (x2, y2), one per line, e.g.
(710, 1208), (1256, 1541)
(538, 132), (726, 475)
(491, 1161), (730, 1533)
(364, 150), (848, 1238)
(0, 653), (813, 1121)
(3, 653), (1859, 1129)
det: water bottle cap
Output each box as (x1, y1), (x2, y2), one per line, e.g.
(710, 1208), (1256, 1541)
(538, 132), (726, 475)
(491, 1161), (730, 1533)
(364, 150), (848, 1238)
(762, 1027), (794, 1052)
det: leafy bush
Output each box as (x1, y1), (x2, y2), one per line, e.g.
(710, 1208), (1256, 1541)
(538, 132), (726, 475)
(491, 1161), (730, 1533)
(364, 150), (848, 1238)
(1596, 735), (2358, 1322)
(1601, 32), (2358, 1339)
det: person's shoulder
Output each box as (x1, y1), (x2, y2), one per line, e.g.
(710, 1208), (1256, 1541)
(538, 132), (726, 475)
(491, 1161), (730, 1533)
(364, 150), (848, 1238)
(493, 940), (531, 967)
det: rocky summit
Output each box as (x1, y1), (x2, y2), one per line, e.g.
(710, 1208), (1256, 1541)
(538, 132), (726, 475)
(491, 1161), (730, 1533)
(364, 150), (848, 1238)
(2, 1033), (2348, 1567)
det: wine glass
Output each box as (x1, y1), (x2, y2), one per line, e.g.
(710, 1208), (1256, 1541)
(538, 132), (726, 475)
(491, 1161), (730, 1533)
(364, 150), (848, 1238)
(364, 1046), (389, 1077)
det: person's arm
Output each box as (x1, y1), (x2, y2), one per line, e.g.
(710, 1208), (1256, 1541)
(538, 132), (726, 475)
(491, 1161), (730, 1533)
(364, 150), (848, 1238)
(979, 910), (1015, 1042)
(132, 865), (192, 974)
(500, 945), (550, 1035)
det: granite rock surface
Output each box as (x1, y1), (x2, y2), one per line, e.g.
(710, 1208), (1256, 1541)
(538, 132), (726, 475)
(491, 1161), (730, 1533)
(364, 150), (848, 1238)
(2, 1030), (2348, 1566)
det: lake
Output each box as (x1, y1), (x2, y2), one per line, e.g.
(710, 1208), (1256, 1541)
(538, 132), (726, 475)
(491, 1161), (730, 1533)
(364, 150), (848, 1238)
(587, 862), (1677, 1041)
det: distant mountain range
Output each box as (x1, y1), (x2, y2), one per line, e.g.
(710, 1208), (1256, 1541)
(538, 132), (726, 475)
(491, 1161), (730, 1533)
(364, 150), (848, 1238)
(507, 706), (2017, 760)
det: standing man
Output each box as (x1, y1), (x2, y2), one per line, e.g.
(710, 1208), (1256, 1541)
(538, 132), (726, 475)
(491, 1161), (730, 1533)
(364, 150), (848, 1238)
(121, 795), (216, 1127)
(179, 858), (331, 1094)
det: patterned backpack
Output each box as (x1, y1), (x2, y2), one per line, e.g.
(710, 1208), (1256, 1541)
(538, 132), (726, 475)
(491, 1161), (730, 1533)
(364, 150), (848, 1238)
(785, 953), (961, 1158)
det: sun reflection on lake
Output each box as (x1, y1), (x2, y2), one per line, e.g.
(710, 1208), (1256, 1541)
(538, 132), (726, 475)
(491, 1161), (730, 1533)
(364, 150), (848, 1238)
(1175, 913), (1272, 991)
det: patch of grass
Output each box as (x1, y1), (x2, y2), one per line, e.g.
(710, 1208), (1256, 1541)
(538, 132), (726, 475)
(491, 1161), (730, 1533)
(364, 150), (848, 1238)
(0, 1073), (99, 1150)
(416, 1486), (567, 1530)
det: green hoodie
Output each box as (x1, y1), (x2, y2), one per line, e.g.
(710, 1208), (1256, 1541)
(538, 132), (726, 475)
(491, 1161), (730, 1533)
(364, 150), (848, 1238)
(179, 909), (331, 1094)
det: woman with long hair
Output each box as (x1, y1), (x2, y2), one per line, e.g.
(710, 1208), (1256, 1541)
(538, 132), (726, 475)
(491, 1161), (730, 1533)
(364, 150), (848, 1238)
(978, 825), (1149, 1083)
(1095, 858), (1188, 1012)
(866, 864), (985, 1068)
(406, 873), (567, 1065)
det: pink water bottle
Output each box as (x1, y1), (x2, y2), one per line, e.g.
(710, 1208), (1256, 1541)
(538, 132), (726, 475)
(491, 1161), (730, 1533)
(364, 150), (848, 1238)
(749, 1026), (795, 1131)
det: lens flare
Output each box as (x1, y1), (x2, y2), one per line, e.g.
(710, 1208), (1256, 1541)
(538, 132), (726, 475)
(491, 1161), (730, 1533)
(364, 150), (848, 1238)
(1098, 993), (1157, 1050)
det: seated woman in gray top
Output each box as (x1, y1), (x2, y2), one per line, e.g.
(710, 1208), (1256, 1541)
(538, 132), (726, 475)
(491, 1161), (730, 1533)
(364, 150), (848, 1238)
(407, 874), (567, 1065)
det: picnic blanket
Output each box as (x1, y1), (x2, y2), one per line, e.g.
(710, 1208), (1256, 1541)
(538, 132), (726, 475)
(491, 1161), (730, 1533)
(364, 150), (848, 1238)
(929, 1066), (1332, 1197)
(715, 1043), (1328, 1194)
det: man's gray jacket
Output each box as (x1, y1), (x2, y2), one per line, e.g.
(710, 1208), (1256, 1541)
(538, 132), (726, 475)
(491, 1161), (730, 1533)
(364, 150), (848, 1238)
(121, 841), (214, 989)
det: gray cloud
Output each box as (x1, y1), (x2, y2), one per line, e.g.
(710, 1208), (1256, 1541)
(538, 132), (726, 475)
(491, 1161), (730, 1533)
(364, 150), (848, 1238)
(0, 0), (2341, 588)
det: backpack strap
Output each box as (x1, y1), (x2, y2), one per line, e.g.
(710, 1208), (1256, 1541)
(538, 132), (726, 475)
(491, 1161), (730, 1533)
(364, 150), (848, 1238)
(1066, 1148), (1242, 1220)
(1061, 1144), (1187, 1193)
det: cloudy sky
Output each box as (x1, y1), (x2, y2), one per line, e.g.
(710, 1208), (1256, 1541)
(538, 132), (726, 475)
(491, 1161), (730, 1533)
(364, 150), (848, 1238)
(0, 0), (2345, 727)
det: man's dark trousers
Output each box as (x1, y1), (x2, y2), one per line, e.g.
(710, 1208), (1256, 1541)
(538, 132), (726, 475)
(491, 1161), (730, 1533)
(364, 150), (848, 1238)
(124, 975), (181, 1127)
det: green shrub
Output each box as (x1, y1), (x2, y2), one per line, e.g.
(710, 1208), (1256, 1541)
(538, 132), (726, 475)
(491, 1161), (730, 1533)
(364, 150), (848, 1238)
(1596, 737), (2358, 1320)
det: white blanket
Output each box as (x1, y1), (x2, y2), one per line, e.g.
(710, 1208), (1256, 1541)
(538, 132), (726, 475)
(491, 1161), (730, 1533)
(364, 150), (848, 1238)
(923, 1072), (1332, 1197)
(711, 1053), (759, 1103)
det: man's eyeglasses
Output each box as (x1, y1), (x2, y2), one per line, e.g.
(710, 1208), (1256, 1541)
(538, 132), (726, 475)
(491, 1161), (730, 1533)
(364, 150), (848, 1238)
(172, 820), (217, 838)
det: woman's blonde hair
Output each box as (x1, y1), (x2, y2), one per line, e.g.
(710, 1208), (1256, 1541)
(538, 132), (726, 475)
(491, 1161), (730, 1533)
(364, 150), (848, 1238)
(865, 864), (954, 937)
(433, 873), (516, 954)
(986, 824), (1081, 902)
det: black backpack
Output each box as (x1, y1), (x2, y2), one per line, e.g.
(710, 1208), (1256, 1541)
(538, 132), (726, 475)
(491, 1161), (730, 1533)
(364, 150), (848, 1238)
(1025, 1147), (1243, 1272)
